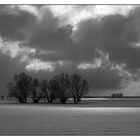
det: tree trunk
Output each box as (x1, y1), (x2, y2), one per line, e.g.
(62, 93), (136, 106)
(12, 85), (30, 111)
(73, 97), (76, 104)
(18, 98), (23, 103)
(76, 97), (81, 104)
(46, 96), (50, 103)
(50, 97), (54, 103)
(60, 97), (66, 104)
(33, 99), (39, 103)
(76, 98), (78, 104)
(24, 98), (27, 103)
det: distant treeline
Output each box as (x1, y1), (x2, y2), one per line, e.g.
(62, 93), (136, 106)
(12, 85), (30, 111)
(7, 72), (89, 104)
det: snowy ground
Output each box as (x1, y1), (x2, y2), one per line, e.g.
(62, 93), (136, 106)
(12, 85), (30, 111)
(0, 101), (140, 135)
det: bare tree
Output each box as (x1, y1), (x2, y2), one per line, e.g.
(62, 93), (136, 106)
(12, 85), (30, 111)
(70, 74), (89, 104)
(50, 73), (70, 104)
(8, 72), (32, 103)
(40, 80), (51, 103)
(8, 72), (89, 104)
(30, 78), (42, 103)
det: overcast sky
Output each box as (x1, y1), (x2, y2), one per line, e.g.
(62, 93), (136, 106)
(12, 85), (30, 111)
(0, 5), (140, 96)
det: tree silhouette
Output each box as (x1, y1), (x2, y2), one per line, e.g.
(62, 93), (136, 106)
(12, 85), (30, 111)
(8, 72), (90, 104)
(30, 78), (42, 103)
(8, 72), (32, 103)
(70, 74), (89, 104)
(50, 73), (70, 104)
(40, 80), (51, 103)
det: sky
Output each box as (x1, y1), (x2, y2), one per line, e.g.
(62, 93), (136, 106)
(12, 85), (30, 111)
(0, 5), (140, 96)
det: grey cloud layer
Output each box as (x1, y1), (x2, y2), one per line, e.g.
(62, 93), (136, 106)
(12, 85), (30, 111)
(0, 5), (37, 41)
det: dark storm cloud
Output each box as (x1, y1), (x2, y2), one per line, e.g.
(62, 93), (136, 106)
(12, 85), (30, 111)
(29, 24), (99, 63)
(29, 26), (72, 50)
(1, 5), (140, 69)
(73, 7), (140, 70)
(0, 5), (36, 41)
(28, 6), (140, 69)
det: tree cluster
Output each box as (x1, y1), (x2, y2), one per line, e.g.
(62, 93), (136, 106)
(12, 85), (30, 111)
(8, 72), (89, 104)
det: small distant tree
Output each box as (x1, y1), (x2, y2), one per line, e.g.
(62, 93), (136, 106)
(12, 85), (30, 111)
(8, 72), (32, 103)
(50, 73), (70, 104)
(111, 93), (123, 98)
(30, 78), (42, 103)
(40, 80), (51, 103)
(70, 74), (89, 104)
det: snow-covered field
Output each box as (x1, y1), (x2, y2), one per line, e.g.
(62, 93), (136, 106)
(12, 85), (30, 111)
(0, 103), (140, 135)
